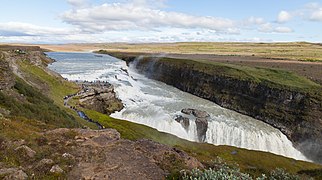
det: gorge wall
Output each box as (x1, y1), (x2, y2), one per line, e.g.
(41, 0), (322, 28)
(107, 52), (322, 164)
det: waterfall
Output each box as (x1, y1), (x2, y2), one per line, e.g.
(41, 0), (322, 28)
(47, 52), (309, 161)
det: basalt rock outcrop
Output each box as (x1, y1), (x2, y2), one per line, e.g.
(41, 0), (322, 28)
(195, 118), (208, 142)
(181, 108), (210, 119)
(175, 116), (190, 131)
(78, 82), (124, 115)
(177, 108), (210, 142)
(0, 53), (15, 90)
(108, 52), (322, 163)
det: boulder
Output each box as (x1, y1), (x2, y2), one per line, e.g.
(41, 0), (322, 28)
(181, 108), (194, 115)
(34, 159), (54, 172)
(195, 118), (208, 142)
(180, 108), (210, 141)
(50, 165), (64, 174)
(4, 170), (28, 180)
(175, 116), (190, 130)
(62, 153), (75, 160)
(15, 145), (36, 158)
(79, 86), (123, 115)
(192, 110), (210, 118)
(181, 108), (210, 118)
(0, 168), (17, 177)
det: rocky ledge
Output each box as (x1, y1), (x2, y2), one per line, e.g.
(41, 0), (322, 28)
(71, 81), (124, 115)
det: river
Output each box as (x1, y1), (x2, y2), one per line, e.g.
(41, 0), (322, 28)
(47, 52), (308, 161)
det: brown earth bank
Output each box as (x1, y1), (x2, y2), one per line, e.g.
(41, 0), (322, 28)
(104, 51), (322, 164)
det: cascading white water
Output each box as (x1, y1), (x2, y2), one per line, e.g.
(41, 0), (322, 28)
(47, 52), (309, 161)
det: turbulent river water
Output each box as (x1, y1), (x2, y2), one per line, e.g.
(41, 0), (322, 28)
(47, 52), (308, 161)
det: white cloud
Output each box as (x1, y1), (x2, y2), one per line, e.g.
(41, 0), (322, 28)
(61, 2), (236, 33)
(0, 22), (73, 36)
(277, 3), (322, 22)
(259, 23), (293, 33)
(243, 16), (265, 25)
(67, 0), (88, 7)
(277, 10), (292, 23)
(310, 8), (322, 21)
(274, 26), (293, 33)
(130, 0), (168, 8)
(0, 1), (303, 43)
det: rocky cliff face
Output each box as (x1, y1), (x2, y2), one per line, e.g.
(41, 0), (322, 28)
(78, 82), (124, 115)
(110, 53), (322, 164)
(0, 55), (15, 90)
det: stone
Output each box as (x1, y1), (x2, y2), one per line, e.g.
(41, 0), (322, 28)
(175, 116), (190, 130)
(0, 168), (17, 176)
(192, 110), (210, 118)
(38, 159), (54, 166)
(50, 165), (64, 174)
(78, 84), (123, 115)
(195, 118), (208, 142)
(181, 108), (194, 115)
(231, 150), (238, 155)
(34, 159), (54, 172)
(15, 145), (36, 158)
(181, 108), (210, 118)
(180, 108), (210, 141)
(62, 153), (75, 160)
(4, 170), (28, 180)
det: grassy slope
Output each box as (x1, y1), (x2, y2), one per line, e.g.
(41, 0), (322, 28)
(0, 78), (78, 128)
(160, 57), (322, 94)
(99, 42), (322, 61)
(84, 109), (322, 177)
(17, 59), (98, 129)
(0, 49), (97, 178)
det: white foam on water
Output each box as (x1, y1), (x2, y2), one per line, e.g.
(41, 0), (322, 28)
(47, 52), (309, 161)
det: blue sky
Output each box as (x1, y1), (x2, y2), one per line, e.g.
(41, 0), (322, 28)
(0, 0), (322, 43)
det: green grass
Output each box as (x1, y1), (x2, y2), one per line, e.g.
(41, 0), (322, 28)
(0, 77), (78, 128)
(17, 59), (99, 129)
(129, 55), (321, 94)
(18, 59), (78, 104)
(84, 109), (322, 177)
(188, 58), (321, 93)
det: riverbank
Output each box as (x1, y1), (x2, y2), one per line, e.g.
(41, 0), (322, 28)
(63, 80), (124, 129)
(101, 51), (322, 164)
